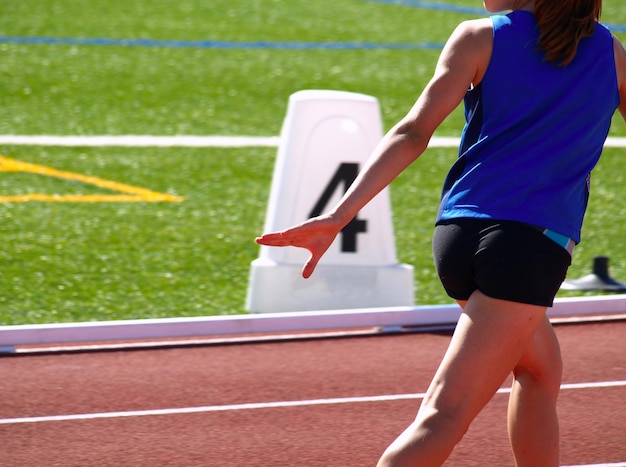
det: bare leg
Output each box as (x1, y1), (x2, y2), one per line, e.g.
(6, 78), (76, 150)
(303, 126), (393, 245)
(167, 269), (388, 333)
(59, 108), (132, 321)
(508, 315), (562, 466)
(377, 291), (548, 467)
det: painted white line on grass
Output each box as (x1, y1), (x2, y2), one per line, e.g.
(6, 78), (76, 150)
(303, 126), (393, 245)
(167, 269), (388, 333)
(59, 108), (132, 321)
(2, 135), (626, 148)
(0, 135), (281, 148)
(1, 380), (624, 426)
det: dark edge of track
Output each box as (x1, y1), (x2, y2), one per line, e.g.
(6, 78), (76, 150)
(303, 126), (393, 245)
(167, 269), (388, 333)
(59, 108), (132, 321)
(2, 313), (626, 357)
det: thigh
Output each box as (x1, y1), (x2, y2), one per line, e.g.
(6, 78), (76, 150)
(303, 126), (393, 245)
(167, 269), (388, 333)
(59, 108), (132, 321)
(421, 290), (548, 421)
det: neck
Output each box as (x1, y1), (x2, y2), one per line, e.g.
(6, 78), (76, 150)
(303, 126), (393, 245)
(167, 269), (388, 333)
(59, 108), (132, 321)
(514, 0), (535, 12)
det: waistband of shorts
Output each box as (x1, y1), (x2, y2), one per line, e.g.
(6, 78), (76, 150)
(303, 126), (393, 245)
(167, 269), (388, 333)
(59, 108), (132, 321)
(437, 218), (576, 256)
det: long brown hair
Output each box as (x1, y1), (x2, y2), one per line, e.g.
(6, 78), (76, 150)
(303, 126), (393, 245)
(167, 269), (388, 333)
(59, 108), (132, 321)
(520, 0), (603, 66)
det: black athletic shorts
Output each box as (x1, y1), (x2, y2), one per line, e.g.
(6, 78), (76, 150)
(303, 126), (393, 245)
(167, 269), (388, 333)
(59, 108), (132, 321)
(432, 218), (572, 307)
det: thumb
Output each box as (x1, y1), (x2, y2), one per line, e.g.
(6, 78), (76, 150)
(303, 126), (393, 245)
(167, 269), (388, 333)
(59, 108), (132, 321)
(302, 251), (322, 279)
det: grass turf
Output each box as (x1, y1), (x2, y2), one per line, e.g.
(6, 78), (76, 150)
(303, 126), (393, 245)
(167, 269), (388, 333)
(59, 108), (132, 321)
(1, 0), (626, 324)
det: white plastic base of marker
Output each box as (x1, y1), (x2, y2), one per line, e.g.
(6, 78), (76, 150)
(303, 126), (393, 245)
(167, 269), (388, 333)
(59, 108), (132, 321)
(247, 259), (414, 313)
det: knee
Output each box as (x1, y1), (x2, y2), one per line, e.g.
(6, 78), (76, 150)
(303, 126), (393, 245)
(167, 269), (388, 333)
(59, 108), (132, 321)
(514, 320), (563, 395)
(514, 347), (563, 396)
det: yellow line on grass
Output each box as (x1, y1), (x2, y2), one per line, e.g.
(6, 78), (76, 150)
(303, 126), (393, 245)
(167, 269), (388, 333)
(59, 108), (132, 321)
(0, 155), (183, 203)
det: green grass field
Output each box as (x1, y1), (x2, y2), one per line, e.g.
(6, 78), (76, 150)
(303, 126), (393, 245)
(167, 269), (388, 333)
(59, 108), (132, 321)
(2, 1), (626, 324)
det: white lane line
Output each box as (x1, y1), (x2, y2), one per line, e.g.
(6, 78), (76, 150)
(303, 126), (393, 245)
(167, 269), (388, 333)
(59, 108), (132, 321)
(0, 393), (426, 425)
(562, 464), (626, 467)
(1, 380), (624, 426)
(1, 135), (626, 148)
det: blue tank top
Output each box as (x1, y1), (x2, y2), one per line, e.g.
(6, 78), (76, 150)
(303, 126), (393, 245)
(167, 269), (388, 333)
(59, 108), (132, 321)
(436, 10), (619, 243)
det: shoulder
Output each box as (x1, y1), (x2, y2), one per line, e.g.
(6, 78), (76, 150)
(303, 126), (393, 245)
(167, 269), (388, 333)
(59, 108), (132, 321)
(444, 18), (493, 62)
(443, 18), (493, 86)
(451, 18), (493, 42)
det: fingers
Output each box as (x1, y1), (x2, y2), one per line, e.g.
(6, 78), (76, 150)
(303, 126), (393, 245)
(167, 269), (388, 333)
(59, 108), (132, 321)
(255, 231), (292, 247)
(256, 219), (339, 278)
(256, 225), (314, 247)
(256, 232), (320, 278)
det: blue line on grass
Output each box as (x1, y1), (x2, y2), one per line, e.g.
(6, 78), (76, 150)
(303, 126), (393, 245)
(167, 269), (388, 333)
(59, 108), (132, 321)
(362, 0), (485, 15)
(2, 0), (624, 51)
(364, 0), (626, 32)
(610, 24), (626, 33)
(0, 36), (444, 50)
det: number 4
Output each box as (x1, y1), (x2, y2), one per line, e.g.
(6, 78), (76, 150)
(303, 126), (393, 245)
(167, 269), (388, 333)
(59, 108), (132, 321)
(308, 162), (367, 252)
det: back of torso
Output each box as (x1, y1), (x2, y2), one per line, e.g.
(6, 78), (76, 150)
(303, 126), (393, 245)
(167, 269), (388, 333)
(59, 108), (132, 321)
(437, 10), (619, 242)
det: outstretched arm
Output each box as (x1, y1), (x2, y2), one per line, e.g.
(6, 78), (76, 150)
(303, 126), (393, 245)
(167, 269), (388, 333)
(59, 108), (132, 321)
(257, 19), (493, 278)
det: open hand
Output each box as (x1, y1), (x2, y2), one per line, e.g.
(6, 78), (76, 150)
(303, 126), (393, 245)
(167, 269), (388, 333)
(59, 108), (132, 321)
(255, 216), (343, 278)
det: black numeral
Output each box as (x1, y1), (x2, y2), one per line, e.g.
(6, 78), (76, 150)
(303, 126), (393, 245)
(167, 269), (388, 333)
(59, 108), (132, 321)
(308, 163), (367, 252)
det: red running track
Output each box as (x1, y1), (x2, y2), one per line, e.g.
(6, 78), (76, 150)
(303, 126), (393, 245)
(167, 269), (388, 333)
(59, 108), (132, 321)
(1, 319), (625, 466)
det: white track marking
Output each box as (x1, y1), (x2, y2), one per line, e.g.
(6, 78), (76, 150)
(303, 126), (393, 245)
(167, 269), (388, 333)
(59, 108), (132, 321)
(1, 380), (624, 426)
(1, 135), (626, 148)
(0, 135), (281, 147)
(562, 464), (626, 467)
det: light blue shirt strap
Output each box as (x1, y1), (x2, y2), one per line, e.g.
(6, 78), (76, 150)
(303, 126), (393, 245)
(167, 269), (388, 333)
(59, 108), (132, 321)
(543, 228), (575, 256)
